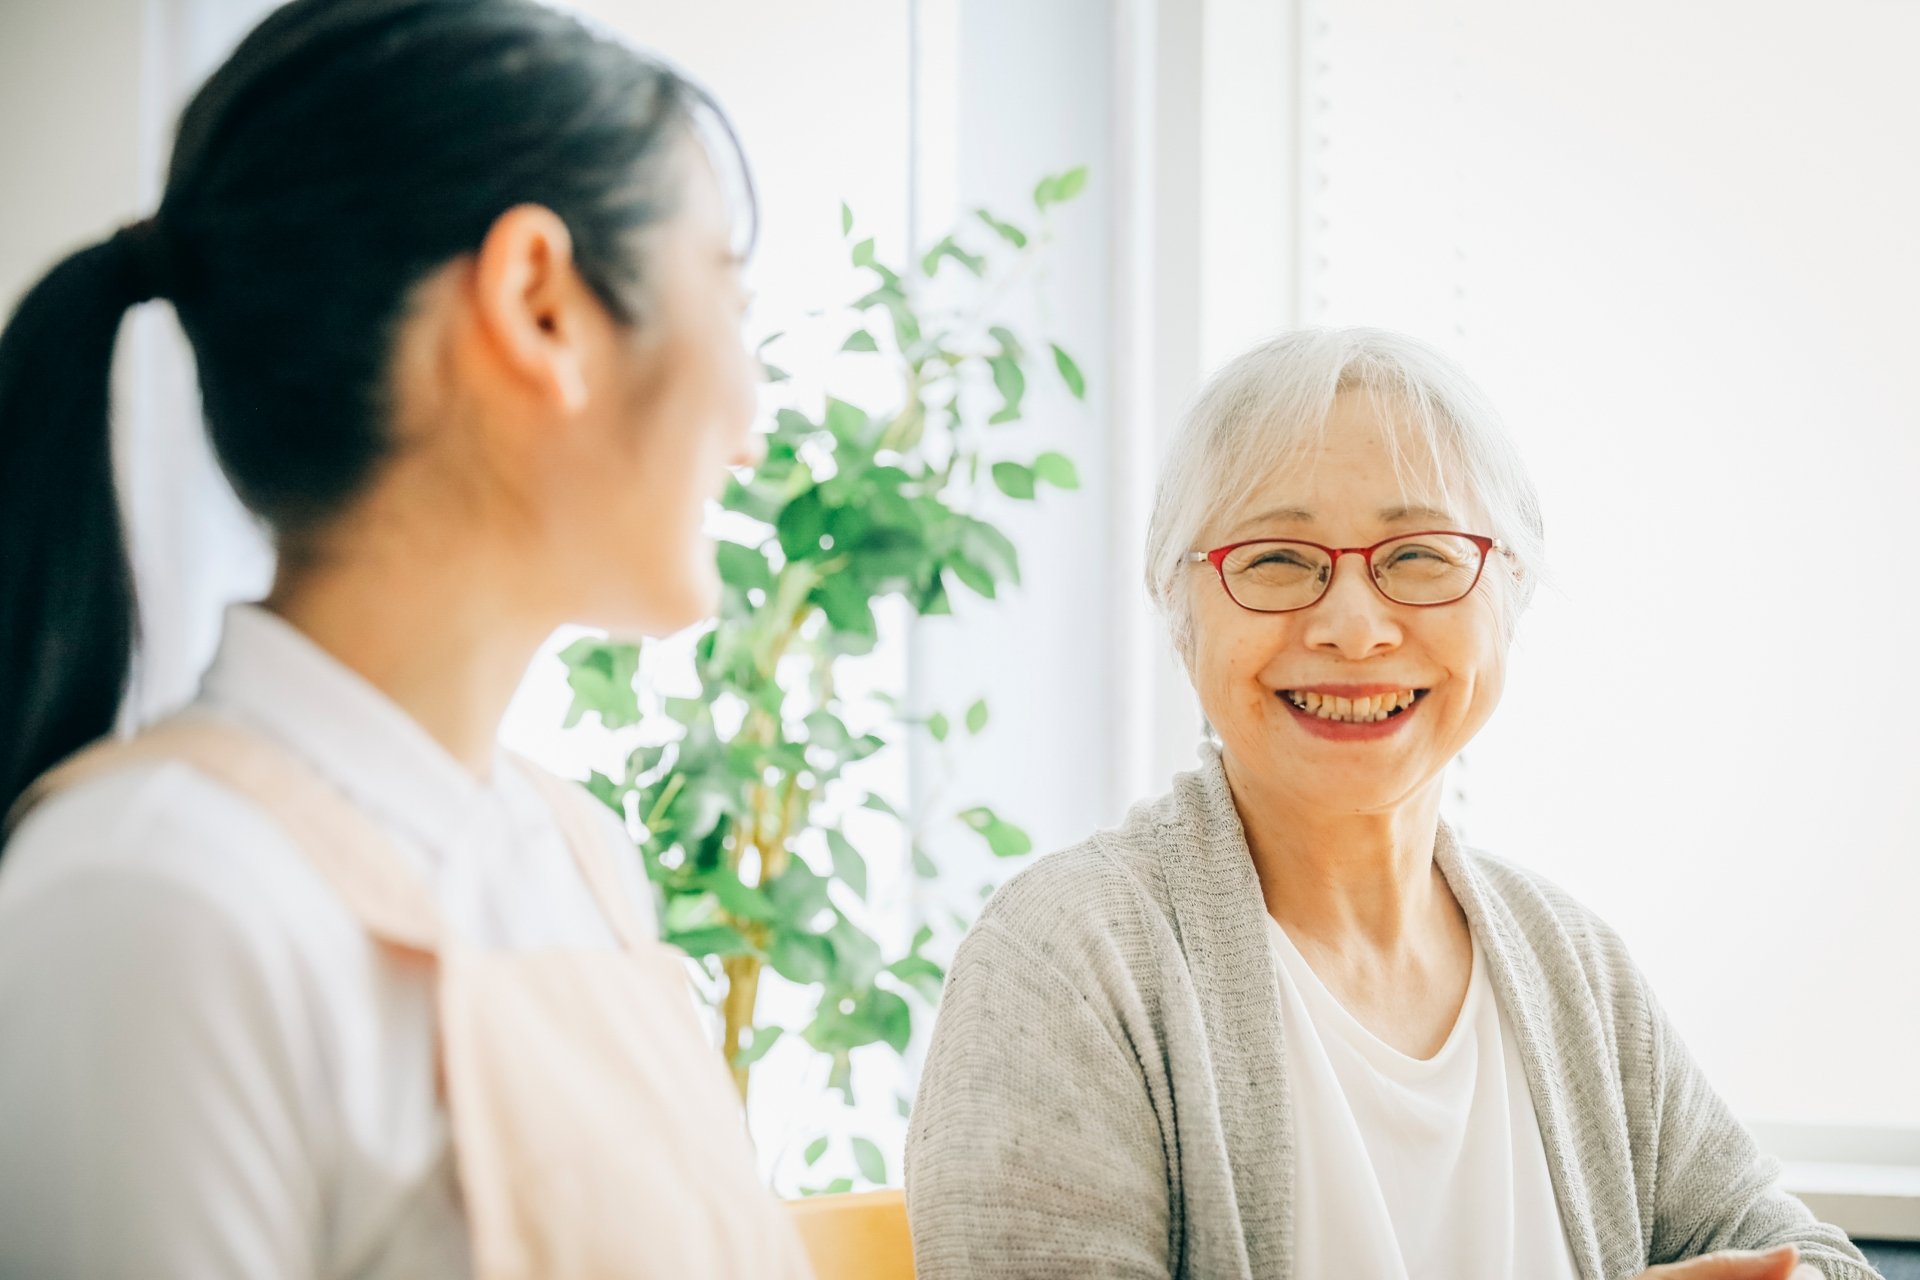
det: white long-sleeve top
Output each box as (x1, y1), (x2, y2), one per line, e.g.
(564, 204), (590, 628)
(0, 604), (657, 1279)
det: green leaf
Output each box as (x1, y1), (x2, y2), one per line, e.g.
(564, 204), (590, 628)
(702, 865), (778, 922)
(925, 711), (950, 742)
(662, 891), (722, 934)
(815, 572), (877, 638)
(732, 1024), (784, 1069)
(920, 235), (986, 278)
(959, 519), (1021, 585)
(965, 698), (990, 734)
(872, 988), (912, 1053)
(958, 806), (1034, 858)
(987, 353), (1025, 424)
(768, 928), (835, 984)
(807, 988), (912, 1059)
(825, 829), (868, 900)
(557, 637), (643, 730)
(1051, 343), (1086, 400)
(914, 573), (952, 617)
(823, 1177), (855, 1195)
(887, 953), (946, 1003)
(911, 843), (939, 878)
(851, 236), (876, 267)
(1032, 450), (1080, 490)
(974, 208), (1029, 249)
(827, 914), (885, 989)
(761, 361), (791, 384)
(804, 710), (854, 752)
(882, 295), (922, 351)
(897, 1094), (913, 1119)
(665, 924), (755, 958)
(767, 856), (833, 923)
(773, 407), (815, 442)
(776, 488), (831, 561)
(848, 524), (926, 585)
(946, 555), (997, 600)
(1035, 165), (1090, 209)
(991, 461), (1036, 500)
(841, 329), (879, 353)
(851, 1136), (887, 1185)
(804, 1135), (830, 1167)
(584, 770), (620, 811)
(715, 540), (773, 594)
(663, 694), (707, 724)
(825, 1059), (856, 1105)
(840, 201), (854, 236)
(823, 397), (872, 447)
(625, 741), (670, 783)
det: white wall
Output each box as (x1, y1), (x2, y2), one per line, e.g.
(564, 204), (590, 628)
(0, 2), (144, 306)
(0, 0), (284, 729)
(1190, 0), (1920, 1131)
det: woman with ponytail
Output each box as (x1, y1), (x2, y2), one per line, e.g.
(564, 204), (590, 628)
(0, 2), (814, 1277)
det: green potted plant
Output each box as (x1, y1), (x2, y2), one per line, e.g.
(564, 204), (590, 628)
(556, 166), (1090, 1190)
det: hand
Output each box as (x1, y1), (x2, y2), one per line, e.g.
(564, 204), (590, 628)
(1636, 1244), (1822, 1280)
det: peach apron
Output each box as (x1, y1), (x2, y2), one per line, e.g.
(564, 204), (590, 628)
(10, 717), (815, 1280)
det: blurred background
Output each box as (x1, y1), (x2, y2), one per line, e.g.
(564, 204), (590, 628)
(3, 0), (1916, 1244)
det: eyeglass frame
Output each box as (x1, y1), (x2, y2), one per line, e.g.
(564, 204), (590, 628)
(1185, 530), (1511, 614)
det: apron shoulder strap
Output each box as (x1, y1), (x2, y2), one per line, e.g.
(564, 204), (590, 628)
(8, 717), (443, 954)
(509, 758), (654, 953)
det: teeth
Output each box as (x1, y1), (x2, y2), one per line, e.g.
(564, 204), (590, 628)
(1284, 689), (1419, 723)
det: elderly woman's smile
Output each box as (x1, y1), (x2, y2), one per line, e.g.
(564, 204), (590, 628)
(1277, 685), (1427, 734)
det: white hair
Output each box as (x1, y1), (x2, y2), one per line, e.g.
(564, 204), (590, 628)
(1144, 327), (1546, 657)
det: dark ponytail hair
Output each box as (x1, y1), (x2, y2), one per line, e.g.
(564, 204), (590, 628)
(0, 0), (754, 823)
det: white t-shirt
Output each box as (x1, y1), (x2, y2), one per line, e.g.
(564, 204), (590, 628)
(1267, 915), (1581, 1279)
(0, 605), (657, 1279)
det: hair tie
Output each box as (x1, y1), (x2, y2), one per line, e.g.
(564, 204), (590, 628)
(111, 218), (177, 304)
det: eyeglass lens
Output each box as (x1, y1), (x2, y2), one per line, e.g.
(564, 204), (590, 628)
(1220, 533), (1485, 611)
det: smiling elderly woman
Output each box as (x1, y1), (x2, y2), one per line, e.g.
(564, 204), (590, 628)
(903, 329), (1878, 1280)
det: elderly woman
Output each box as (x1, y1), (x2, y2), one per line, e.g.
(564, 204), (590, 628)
(904, 329), (1877, 1280)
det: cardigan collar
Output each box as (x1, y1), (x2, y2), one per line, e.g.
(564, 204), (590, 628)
(1145, 743), (1610, 1280)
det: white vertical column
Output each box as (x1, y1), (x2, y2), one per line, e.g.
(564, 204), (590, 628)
(905, 0), (1120, 877)
(1112, 0), (1307, 802)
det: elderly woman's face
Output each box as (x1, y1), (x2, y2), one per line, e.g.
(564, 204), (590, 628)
(1184, 391), (1512, 816)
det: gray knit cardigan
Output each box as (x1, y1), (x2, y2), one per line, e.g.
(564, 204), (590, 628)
(904, 746), (1879, 1279)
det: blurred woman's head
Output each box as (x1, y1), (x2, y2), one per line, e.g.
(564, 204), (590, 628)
(0, 0), (759, 815)
(1145, 329), (1545, 817)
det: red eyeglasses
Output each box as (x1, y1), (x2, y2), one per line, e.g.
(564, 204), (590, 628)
(1187, 531), (1506, 613)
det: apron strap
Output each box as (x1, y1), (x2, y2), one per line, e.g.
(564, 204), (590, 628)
(509, 759), (655, 954)
(7, 717), (443, 954)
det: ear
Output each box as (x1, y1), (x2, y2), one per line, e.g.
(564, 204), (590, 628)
(470, 204), (593, 414)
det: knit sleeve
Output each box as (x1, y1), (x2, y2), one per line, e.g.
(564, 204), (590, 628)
(1639, 973), (1881, 1279)
(904, 917), (1175, 1280)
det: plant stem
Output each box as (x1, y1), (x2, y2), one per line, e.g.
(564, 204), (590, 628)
(717, 603), (814, 1103)
(721, 951), (763, 1101)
